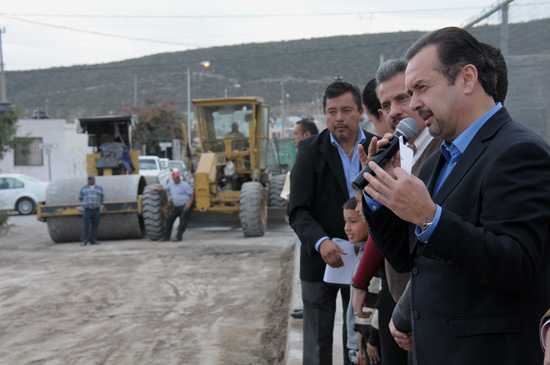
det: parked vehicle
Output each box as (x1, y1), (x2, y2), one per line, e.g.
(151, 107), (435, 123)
(159, 158), (170, 171)
(168, 160), (188, 173)
(0, 173), (48, 215)
(138, 156), (163, 176)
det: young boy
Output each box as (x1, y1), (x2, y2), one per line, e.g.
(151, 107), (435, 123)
(344, 195), (381, 365)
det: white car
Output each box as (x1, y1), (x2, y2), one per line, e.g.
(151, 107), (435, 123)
(159, 158), (170, 171)
(0, 173), (49, 215)
(168, 160), (187, 173)
(139, 155), (172, 185)
(138, 156), (162, 176)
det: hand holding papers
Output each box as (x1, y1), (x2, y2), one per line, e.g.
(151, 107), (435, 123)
(323, 238), (358, 285)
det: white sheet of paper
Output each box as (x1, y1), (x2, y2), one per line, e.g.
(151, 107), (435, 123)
(280, 171), (291, 200)
(323, 238), (358, 285)
(399, 135), (414, 175)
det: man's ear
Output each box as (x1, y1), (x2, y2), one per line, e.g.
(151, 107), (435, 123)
(461, 64), (478, 95)
(304, 131), (311, 138)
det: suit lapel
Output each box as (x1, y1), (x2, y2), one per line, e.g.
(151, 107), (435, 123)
(426, 152), (446, 196)
(318, 132), (349, 197)
(433, 138), (485, 203)
(431, 108), (509, 203)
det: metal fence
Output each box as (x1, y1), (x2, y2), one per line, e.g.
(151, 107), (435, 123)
(465, 0), (550, 142)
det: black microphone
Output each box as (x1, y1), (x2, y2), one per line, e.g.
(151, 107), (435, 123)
(352, 118), (419, 190)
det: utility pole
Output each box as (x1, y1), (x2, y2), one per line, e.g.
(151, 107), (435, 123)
(280, 79), (285, 138)
(133, 74), (138, 107)
(0, 28), (8, 103)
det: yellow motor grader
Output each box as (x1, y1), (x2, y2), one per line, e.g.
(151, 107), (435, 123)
(191, 97), (286, 237)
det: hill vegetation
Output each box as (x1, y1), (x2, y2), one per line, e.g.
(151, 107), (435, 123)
(4, 19), (550, 123)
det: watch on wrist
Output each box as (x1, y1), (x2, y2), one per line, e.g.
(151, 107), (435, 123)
(421, 220), (433, 233)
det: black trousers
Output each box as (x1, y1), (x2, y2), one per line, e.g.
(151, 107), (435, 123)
(301, 280), (351, 365)
(163, 205), (191, 240)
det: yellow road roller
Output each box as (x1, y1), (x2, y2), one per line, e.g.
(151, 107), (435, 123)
(36, 115), (166, 243)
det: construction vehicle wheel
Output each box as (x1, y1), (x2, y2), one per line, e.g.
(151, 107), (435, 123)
(142, 184), (167, 241)
(269, 174), (287, 208)
(240, 181), (267, 237)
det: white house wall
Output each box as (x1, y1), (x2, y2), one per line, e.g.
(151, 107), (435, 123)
(0, 119), (91, 181)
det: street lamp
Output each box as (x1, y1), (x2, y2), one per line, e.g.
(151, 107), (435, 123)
(187, 60), (211, 153)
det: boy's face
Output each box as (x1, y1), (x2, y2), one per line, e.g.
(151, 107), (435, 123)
(344, 208), (369, 244)
(354, 189), (365, 221)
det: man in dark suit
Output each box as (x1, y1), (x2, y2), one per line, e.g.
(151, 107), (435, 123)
(361, 27), (550, 364)
(289, 81), (376, 365)
(353, 58), (442, 365)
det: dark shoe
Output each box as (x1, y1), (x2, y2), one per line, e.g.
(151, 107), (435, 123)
(80, 242), (87, 246)
(159, 238), (169, 242)
(290, 309), (303, 319)
(90, 241), (101, 245)
(172, 237), (182, 242)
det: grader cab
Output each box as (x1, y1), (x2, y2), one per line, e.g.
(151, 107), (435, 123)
(192, 97), (285, 237)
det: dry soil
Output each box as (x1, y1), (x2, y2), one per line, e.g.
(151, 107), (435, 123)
(0, 215), (296, 365)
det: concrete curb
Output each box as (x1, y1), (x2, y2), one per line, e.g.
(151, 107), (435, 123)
(284, 237), (345, 365)
(285, 238), (303, 365)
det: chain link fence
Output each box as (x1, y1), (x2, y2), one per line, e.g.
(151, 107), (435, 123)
(465, 0), (550, 141)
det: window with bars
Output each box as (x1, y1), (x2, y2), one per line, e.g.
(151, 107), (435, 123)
(14, 137), (43, 166)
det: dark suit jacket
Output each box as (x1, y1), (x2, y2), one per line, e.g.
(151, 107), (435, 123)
(289, 128), (376, 282)
(385, 135), (442, 303)
(367, 108), (550, 364)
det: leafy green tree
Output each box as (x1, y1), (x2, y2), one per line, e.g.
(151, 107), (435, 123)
(119, 97), (184, 157)
(0, 106), (20, 159)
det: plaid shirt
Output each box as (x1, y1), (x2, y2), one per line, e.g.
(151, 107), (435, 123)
(79, 184), (104, 209)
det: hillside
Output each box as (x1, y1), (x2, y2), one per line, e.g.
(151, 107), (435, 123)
(4, 19), (550, 123)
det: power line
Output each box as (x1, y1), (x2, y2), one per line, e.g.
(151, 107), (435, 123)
(2, 16), (200, 47)
(0, 7), (486, 19)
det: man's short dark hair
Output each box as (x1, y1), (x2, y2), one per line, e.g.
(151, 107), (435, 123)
(362, 77), (381, 118)
(405, 27), (497, 99)
(375, 59), (408, 98)
(296, 118), (319, 136)
(481, 42), (508, 104)
(323, 81), (362, 112)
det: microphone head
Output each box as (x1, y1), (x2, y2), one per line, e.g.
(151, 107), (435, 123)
(396, 118), (420, 141)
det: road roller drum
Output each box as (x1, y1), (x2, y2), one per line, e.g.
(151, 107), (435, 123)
(39, 175), (165, 243)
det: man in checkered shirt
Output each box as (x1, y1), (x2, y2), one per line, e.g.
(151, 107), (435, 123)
(79, 174), (104, 246)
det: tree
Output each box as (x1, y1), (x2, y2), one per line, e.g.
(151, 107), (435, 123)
(0, 105), (20, 159)
(119, 97), (184, 157)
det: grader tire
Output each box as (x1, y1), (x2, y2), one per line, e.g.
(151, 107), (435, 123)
(269, 174), (287, 208)
(239, 181), (267, 237)
(142, 184), (167, 241)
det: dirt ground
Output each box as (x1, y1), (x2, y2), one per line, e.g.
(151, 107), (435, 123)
(0, 214), (296, 365)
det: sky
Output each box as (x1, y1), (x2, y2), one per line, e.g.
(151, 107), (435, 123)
(0, 0), (505, 71)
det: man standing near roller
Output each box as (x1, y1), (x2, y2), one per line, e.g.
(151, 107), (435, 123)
(153, 170), (194, 242)
(79, 174), (104, 246)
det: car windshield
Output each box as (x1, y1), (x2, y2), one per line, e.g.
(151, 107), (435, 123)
(139, 160), (158, 170)
(169, 162), (186, 171)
